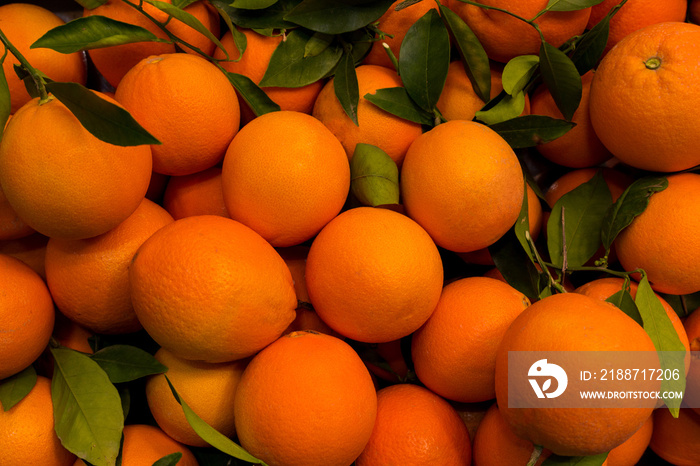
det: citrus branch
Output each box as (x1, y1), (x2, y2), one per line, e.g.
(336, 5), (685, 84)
(452, 0), (545, 41)
(525, 231), (567, 295)
(0, 27), (49, 103)
(526, 445), (543, 466)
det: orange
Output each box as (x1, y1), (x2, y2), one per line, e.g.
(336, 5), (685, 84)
(683, 307), (700, 412)
(0, 93), (152, 240)
(84, 0), (220, 89)
(305, 206), (443, 343)
(494, 292), (658, 456)
(530, 71), (612, 168)
(411, 276), (531, 403)
(543, 167), (633, 208)
(129, 215), (297, 362)
(362, 339), (410, 384)
(587, 0), (688, 55)
(0, 184), (34, 240)
(355, 383), (471, 466)
(450, 400), (492, 444)
(162, 166), (229, 220)
(649, 407), (700, 466)
(234, 330), (377, 466)
(0, 232), (48, 280)
(0, 254), (54, 380)
(44, 198), (174, 335)
(363, 0), (438, 69)
(400, 119), (524, 253)
(615, 172), (700, 296)
(221, 111), (350, 247)
(146, 347), (247, 447)
(606, 413), (653, 466)
(73, 424), (198, 466)
(312, 64), (423, 165)
(0, 3), (87, 114)
(0, 376), (76, 465)
(472, 403), (550, 466)
(115, 53), (240, 176)
(437, 61), (531, 122)
(52, 312), (94, 355)
(214, 28), (325, 124)
(443, 0), (591, 63)
(589, 21), (700, 172)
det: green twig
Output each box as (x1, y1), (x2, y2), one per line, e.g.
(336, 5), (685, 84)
(453, 0), (545, 42)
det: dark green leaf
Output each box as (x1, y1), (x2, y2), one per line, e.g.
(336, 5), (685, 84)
(74, 0), (108, 9)
(439, 4), (490, 103)
(0, 52), (10, 137)
(363, 86), (434, 126)
(475, 91), (526, 125)
(489, 226), (543, 300)
(333, 51), (359, 125)
(544, 0), (606, 12)
(0, 365), (37, 411)
(502, 54), (539, 95)
(51, 347), (124, 466)
(542, 452), (608, 465)
(600, 177), (668, 252)
(635, 276), (687, 416)
(173, 0), (200, 8)
(546, 170), (612, 268)
(211, 4), (245, 62)
(344, 27), (375, 65)
(230, 0), (279, 9)
(487, 115), (574, 149)
(164, 375), (265, 464)
(395, 0), (424, 10)
(90, 345), (168, 384)
(15, 64), (44, 99)
(539, 41), (582, 121)
(259, 29), (342, 88)
(570, 11), (609, 75)
(152, 452), (182, 466)
(606, 289), (643, 326)
(305, 32), (333, 58)
(210, 0), (301, 30)
(225, 71), (280, 116)
(398, 9), (450, 111)
(46, 81), (160, 146)
(118, 386), (130, 419)
(350, 143), (399, 206)
(30, 17), (161, 54)
(284, 0), (395, 34)
(513, 181), (533, 261)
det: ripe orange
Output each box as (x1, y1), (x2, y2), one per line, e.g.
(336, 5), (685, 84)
(587, 0), (688, 55)
(146, 347), (247, 447)
(221, 111), (350, 247)
(44, 198), (174, 335)
(411, 276), (531, 403)
(400, 119), (524, 253)
(589, 21), (700, 172)
(355, 383), (471, 465)
(0, 3), (87, 113)
(84, 0), (220, 89)
(0, 185), (34, 240)
(0, 232), (48, 280)
(683, 308), (700, 412)
(0, 93), (152, 240)
(443, 0), (591, 63)
(649, 407), (700, 466)
(305, 206), (443, 343)
(543, 167), (633, 208)
(234, 331), (377, 466)
(0, 376), (76, 465)
(0, 254), (55, 380)
(494, 292), (658, 456)
(606, 413), (653, 466)
(214, 28), (325, 124)
(530, 71), (612, 168)
(162, 166), (229, 220)
(129, 215), (297, 362)
(115, 53), (240, 176)
(312, 64), (423, 165)
(615, 172), (700, 296)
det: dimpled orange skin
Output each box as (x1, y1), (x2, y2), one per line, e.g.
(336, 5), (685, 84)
(234, 331), (378, 466)
(650, 407), (700, 466)
(400, 120), (524, 253)
(129, 215), (297, 363)
(494, 293), (657, 456)
(589, 22), (700, 172)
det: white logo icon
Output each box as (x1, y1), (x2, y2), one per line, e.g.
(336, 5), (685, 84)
(528, 359), (568, 399)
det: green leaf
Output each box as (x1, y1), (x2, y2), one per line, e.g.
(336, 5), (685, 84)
(546, 170), (613, 268)
(539, 41), (582, 121)
(502, 54), (539, 95)
(363, 87), (434, 126)
(259, 28), (342, 88)
(283, 0), (395, 34)
(211, 4), (247, 62)
(0, 365), (37, 412)
(475, 91), (526, 125)
(438, 4), (490, 103)
(152, 452), (183, 466)
(350, 143), (399, 206)
(0, 52), (10, 137)
(600, 177), (668, 252)
(74, 0), (108, 9)
(489, 226), (543, 300)
(15, 64), (45, 100)
(487, 115), (575, 149)
(230, 0), (279, 9)
(210, 0), (301, 30)
(513, 181), (533, 260)
(570, 11), (609, 75)
(544, 0), (606, 12)
(395, 0), (424, 10)
(606, 289), (643, 326)
(635, 276), (687, 415)
(30, 17), (161, 54)
(398, 8), (450, 111)
(333, 51), (359, 125)
(542, 452), (608, 465)
(164, 375), (266, 464)
(51, 347), (124, 466)
(90, 345), (168, 384)
(173, 0), (200, 8)
(225, 71), (280, 116)
(45, 81), (160, 146)
(304, 32), (333, 58)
